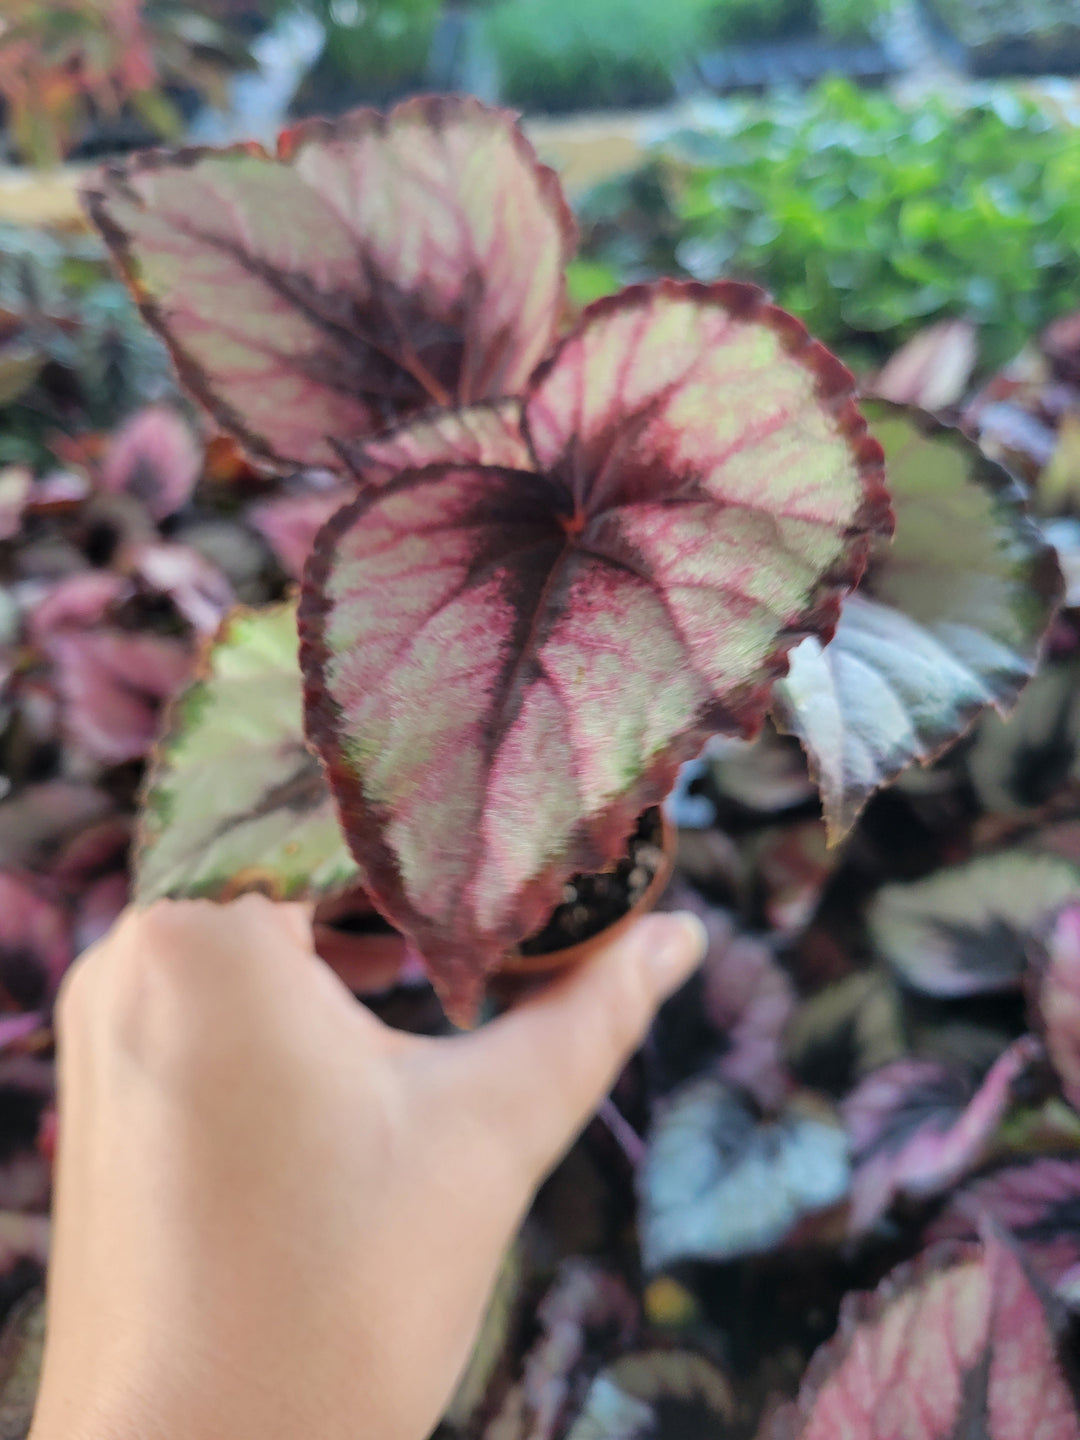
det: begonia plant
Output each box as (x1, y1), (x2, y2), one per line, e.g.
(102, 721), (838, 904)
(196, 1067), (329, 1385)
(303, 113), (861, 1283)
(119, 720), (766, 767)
(84, 95), (1061, 1023)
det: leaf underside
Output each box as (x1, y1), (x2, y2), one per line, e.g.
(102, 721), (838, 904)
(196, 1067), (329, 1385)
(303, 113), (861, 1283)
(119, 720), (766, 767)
(300, 280), (890, 1021)
(136, 601), (357, 904)
(83, 96), (577, 470)
(774, 401), (1063, 844)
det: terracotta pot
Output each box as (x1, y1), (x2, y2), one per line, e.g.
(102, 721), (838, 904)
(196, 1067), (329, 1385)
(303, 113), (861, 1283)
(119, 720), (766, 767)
(314, 886), (410, 995)
(490, 806), (676, 1002)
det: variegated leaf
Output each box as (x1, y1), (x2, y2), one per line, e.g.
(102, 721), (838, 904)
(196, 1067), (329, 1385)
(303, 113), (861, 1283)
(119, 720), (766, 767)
(775, 403), (1062, 843)
(137, 601), (357, 902)
(84, 98), (576, 470)
(301, 281), (889, 1021)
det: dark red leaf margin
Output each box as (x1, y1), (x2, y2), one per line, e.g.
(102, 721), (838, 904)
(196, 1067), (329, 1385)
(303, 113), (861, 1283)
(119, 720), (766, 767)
(83, 96), (578, 471)
(300, 280), (890, 1022)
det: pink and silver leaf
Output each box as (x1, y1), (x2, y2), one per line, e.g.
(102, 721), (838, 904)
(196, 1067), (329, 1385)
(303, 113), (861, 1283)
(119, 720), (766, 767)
(301, 281), (889, 1021)
(768, 1231), (1080, 1440)
(84, 97), (576, 471)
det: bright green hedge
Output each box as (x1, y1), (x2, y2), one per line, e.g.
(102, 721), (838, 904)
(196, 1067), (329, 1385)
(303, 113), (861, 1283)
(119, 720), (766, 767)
(484, 0), (891, 113)
(574, 80), (1080, 371)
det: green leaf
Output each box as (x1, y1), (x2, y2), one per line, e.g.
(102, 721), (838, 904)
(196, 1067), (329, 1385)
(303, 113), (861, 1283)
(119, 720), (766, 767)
(136, 601), (357, 903)
(774, 403), (1062, 843)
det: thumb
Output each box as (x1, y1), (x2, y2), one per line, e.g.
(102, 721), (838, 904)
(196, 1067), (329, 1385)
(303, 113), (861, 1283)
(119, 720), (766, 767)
(456, 911), (707, 1184)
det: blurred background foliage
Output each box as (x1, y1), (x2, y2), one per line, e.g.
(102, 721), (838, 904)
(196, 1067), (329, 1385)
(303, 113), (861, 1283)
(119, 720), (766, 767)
(5, 0), (1080, 161)
(572, 80), (1080, 374)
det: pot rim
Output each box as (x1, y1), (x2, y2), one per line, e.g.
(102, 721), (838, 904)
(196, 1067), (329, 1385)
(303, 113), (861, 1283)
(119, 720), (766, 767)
(496, 804), (676, 980)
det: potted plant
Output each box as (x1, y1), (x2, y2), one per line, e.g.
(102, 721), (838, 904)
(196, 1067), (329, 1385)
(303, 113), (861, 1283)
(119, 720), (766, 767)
(85, 95), (1060, 1023)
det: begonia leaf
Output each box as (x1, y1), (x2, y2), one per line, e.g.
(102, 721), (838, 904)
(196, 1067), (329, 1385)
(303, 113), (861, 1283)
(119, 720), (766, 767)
(27, 573), (127, 644)
(871, 320), (977, 413)
(708, 726), (817, 814)
(868, 852), (1080, 997)
(484, 1262), (638, 1440)
(0, 785), (111, 872)
(774, 403), (1062, 843)
(564, 1351), (736, 1440)
(751, 818), (837, 938)
(48, 629), (192, 766)
(84, 97), (576, 470)
(673, 892), (795, 1111)
(0, 874), (71, 1006)
(125, 541), (235, 635)
(136, 601), (357, 903)
(340, 399), (530, 486)
(99, 404), (201, 521)
(927, 1157), (1080, 1293)
(1031, 904), (1080, 1113)
(301, 281), (889, 1021)
(843, 1040), (1041, 1233)
(638, 1075), (849, 1271)
(785, 968), (907, 1091)
(768, 1233), (1080, 1440)
(249, 488), (354, 580)
(968, 661), (1080, 815)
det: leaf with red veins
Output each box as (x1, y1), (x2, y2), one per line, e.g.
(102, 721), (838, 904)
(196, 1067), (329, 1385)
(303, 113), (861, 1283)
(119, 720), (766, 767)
(1030, 904), (1080, 1111)
(249, 487), (355, 580)
(769, 1232), (1080, 1440)
(99, 405), (202, 521)
(49, 630), (193, 765)
(927, 1158), (1080, 1294)
(84, 97), (576, 471)
(843, 1039), (1042, 1233)
(301, 282), (889, 1021)
(0, 874), (71, 1006)
(340, 399), (531, 486)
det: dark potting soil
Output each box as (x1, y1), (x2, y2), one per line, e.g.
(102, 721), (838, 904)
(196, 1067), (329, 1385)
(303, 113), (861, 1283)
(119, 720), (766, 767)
(519, 807), (668, 957)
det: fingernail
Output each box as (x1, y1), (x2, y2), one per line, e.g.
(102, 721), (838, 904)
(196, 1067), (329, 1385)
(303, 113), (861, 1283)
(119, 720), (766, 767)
(638, 911), (708, 998)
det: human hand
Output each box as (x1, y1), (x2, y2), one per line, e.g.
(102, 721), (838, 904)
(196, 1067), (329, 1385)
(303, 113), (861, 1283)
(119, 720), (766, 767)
(30, 896), (705, 1440)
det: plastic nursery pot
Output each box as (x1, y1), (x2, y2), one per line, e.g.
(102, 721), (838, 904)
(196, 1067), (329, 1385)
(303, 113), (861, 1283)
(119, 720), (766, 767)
(490, 805), (676, 1004)
(313, 886), (410, 995)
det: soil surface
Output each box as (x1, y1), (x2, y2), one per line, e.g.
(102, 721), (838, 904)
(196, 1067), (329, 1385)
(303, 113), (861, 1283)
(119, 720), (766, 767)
(520, 807), (668, 956)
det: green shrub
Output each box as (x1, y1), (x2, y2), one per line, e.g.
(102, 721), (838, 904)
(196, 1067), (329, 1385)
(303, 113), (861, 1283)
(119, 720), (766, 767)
(930, 0), (1080, 47)
(484, 0), (715, 111)
(485, 0), (892, 111)
(576, 79), (1080, 371)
